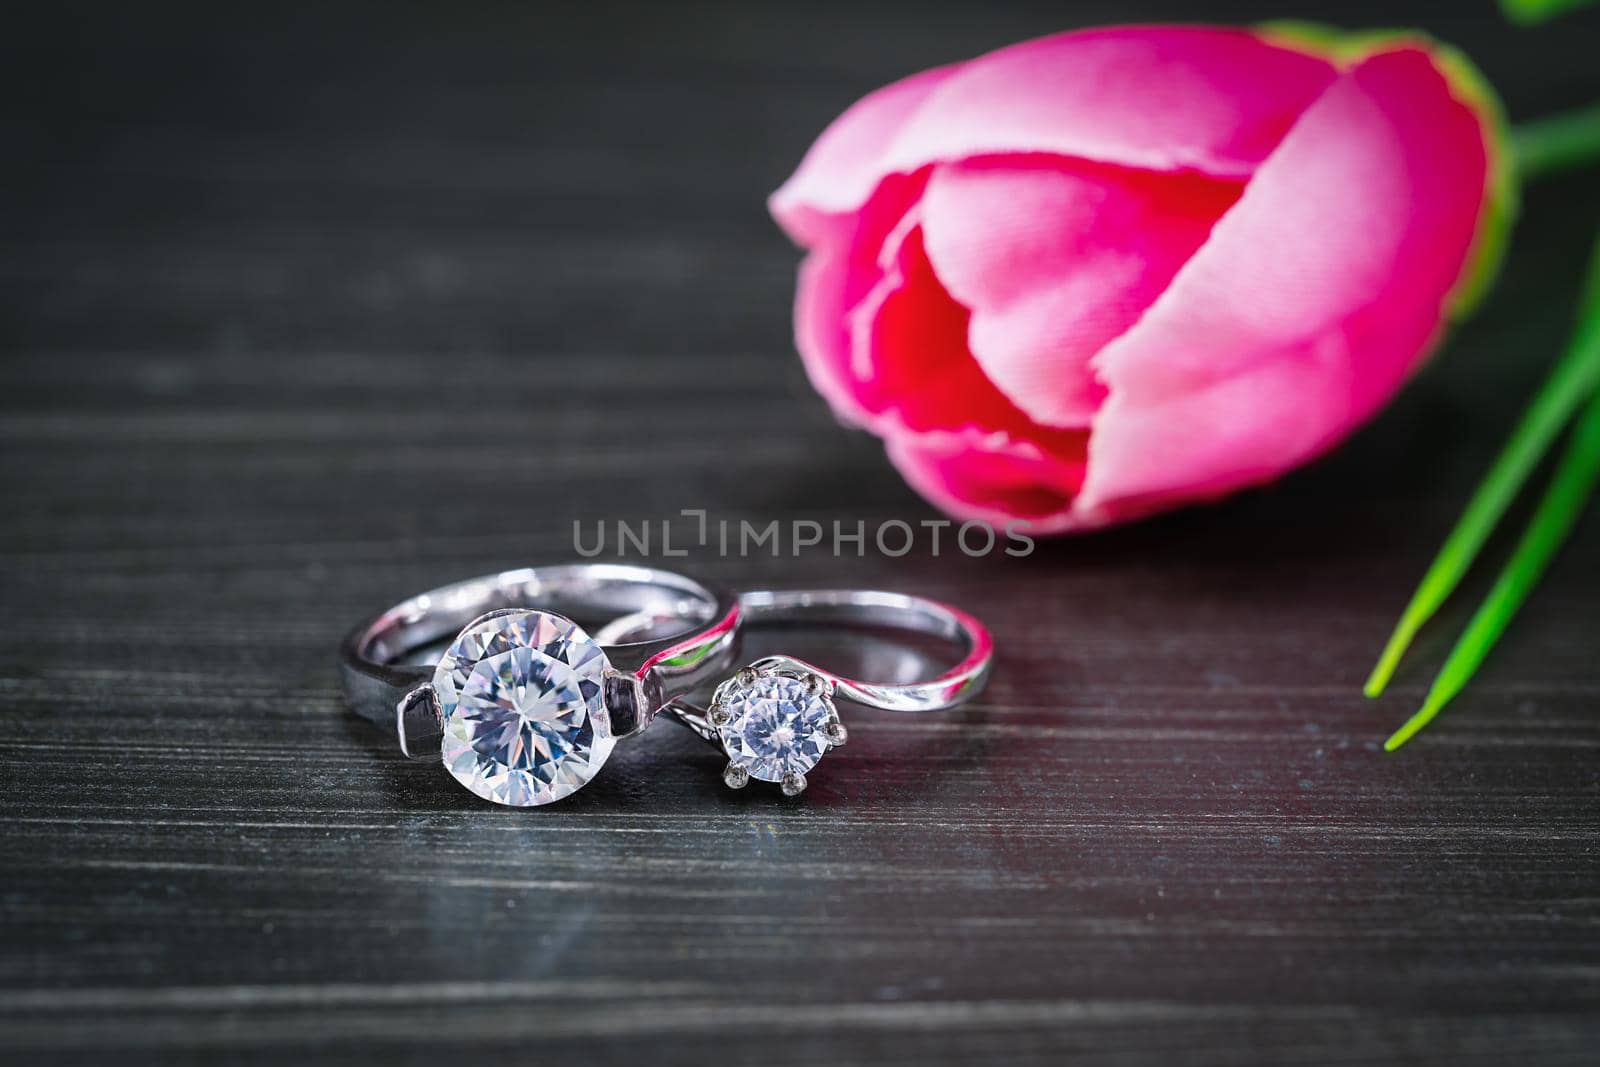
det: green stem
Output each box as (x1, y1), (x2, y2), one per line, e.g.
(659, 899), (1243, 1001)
(1364, 234), (1600, 699)
(1385, 384), (1600, 750)
(1513, 102), (1600, 180)
(1501, 0), (1598, 26)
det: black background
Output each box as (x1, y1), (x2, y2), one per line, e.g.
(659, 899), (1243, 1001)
(3, 2), (1599, 1064)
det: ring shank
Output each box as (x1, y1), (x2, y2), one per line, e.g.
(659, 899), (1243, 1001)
(657, 588), (992, 746)
(740, 589), (970, 644)
(339, 564), (739, 733)
(736, 589), (992, 712)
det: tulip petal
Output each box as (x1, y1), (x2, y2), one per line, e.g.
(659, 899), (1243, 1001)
(771, 65), (957, 247)
(847, 219), (1085, 453)
(771, 26), (1336, 226)
(885, 428), (1090, 531)
(1083, 48), (1492, 514)
(790, 172), (933, 426)
(921, 156), (1243, 428)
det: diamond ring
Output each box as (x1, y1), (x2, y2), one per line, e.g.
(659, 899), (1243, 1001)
(625, 589), (991, 797)
(338, 565), (741, 807)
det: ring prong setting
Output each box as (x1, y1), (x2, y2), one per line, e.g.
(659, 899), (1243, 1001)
(710, 662), (836, 798)
(824, 720), (848, 748)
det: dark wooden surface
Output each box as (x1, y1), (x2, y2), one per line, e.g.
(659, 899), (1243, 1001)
(3, 2), (1599, 1064)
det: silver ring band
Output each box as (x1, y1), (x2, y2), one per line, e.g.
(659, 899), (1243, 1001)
(339, 564), (740, 806)
(739, 588), (991, 711)
(657, 588), (992, 796)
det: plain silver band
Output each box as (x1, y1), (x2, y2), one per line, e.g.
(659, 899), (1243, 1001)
(657, 588), (992, 744)
(338, 564), (741, 746)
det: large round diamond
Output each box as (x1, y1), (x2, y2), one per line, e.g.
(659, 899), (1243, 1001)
(717, 673), (832, 783)
(433, 610), (613, 807)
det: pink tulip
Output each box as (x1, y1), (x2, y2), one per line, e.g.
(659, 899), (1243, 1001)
(770, 25), (1513, 532)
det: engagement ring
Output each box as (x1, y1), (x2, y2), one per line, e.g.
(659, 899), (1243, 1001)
(648, 589), (992, 797)
(339, 565), (740, 807)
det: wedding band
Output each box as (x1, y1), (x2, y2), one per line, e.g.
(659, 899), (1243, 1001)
(338, 564), (740, 807)
(654, 589), (992, 796)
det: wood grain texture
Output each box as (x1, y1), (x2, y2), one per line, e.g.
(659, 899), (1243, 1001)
(2, 2), (1599, 1064)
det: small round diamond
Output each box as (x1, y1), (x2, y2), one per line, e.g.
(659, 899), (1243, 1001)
(715, 671), (833, 783)
(432, 610), (613, 807)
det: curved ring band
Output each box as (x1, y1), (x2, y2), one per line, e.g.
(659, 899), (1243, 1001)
(339, 564), (741, 806)
(649, 589), (992, 797)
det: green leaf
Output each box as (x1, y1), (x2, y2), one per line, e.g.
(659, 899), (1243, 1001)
(1364, 234), (1600, 698)
(1385, 384), (1600, 750)
(1501, 0), (1597, 25)
(1513, 103), (1600, 180)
